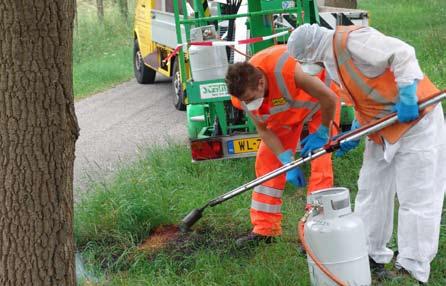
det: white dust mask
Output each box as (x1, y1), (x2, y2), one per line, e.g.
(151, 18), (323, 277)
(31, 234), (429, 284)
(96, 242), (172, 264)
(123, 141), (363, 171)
(245, 97), (264, 111)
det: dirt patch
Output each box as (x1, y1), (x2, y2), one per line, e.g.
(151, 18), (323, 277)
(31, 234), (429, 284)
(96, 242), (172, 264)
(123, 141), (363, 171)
(139, 224), (181, 253)
(141, 224), (258, 263)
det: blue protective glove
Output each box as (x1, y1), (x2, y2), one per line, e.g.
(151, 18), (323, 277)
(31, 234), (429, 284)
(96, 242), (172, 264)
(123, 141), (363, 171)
(277, 150), (306, 187)
(395, 81), (419, 123)
(300, 125), (329, 157)
(335, 119), (361, 157)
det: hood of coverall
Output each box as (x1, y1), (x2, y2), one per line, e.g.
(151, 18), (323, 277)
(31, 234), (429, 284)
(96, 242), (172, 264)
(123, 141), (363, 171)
(288, 24), (339, 83)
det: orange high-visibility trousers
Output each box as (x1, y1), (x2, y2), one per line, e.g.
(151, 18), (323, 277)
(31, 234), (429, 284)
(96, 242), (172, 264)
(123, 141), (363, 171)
(251, 107), (340, 236)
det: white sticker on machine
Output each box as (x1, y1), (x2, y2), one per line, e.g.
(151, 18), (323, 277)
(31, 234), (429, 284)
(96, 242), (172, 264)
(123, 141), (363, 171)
(200, 83), (228, 99)
(282, 1), (295, 9)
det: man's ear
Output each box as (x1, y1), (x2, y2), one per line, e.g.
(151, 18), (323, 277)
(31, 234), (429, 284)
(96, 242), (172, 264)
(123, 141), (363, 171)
(258, 77), (265, 90)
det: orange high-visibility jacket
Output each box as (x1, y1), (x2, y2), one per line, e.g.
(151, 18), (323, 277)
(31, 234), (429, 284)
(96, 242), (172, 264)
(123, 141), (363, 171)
(232, 45), (321, 127)
(333, 25), (439, 144)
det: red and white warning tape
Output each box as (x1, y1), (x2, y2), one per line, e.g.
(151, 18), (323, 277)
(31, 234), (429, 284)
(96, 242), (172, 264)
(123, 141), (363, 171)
(163, 30), (290, 63)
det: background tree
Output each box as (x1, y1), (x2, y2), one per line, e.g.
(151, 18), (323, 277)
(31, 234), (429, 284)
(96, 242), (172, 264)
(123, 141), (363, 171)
(75, 0), (79, 31)
(97, 0), (105, 22)
(118, 0), (129, 21)
(0, 0), (79, 285)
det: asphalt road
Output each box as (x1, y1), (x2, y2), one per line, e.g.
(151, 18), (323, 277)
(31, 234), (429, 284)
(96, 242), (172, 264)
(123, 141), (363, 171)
(73, 76), (188, 197)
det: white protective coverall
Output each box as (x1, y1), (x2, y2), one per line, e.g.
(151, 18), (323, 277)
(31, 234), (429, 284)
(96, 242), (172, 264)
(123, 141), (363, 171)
(288, 24), (446, 283)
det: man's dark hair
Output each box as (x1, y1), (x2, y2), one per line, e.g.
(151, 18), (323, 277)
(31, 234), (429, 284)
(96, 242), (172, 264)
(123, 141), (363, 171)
(225, 62), (263, 98)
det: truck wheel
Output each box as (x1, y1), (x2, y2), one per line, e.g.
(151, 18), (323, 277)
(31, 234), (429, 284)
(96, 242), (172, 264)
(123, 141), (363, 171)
(133, 40), (156, 84)
(172, 58), (187, 111)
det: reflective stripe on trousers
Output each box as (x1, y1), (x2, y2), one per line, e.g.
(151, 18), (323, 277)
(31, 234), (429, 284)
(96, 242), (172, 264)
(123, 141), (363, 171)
(251, 185), (283, 213)
(251, 200), (282, 213)
(250, 118), (335, 236)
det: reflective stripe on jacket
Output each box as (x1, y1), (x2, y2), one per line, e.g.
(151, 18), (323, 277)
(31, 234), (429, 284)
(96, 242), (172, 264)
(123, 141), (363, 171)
(241, 45), (321, 127)
(333, 25), (439, 144)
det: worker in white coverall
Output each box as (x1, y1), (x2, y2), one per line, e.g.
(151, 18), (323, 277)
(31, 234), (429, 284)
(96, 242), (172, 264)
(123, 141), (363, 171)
(287, 24), (446, 284)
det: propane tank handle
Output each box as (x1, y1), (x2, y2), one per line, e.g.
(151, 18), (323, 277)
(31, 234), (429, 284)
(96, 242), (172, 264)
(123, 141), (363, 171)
(307, 187), (351, 219)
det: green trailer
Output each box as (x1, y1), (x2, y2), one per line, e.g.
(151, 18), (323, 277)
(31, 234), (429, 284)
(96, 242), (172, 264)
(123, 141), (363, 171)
(172, 0), (322, 161)
(133, 0), (367, 161)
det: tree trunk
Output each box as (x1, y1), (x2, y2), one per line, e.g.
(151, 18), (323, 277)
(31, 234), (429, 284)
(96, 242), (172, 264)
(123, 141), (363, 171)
(0, 0), (79, 285)
(97, 0), (104, 22)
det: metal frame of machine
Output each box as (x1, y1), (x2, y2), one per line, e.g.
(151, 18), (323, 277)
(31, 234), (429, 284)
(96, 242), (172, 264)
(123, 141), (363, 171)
(133, 0), (368, 161)
(174, 0), (317, 161)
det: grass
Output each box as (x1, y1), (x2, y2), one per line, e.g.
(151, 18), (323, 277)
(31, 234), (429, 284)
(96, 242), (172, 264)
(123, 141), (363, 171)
(75, 144), (259, 284)
(74, 144), (360, 285)
(74, 0), (446, 285)
(76, 143), (445, 285)
(73, 1), (135, 98)
(359, 0), (446, 110)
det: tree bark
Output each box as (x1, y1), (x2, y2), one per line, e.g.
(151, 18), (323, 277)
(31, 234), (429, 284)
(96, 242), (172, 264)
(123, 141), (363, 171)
(0, 0), (79, 285)
(97, 0), (104, 22)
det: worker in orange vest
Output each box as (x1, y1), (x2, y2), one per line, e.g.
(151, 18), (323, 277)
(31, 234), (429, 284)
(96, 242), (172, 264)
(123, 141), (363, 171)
(288, 24), (446, 284)
(225, 45), (339, 246)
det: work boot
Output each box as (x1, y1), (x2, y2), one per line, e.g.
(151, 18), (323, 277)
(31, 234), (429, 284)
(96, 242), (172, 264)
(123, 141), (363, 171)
(369, 257), (397, 281)
(235, 232), (275, 248)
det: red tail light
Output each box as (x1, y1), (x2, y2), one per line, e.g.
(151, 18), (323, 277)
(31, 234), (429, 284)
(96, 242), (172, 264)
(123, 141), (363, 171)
(190, 139), (223, 161)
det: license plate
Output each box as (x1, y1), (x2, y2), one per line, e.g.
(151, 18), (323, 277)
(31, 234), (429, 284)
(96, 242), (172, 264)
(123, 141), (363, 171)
(227, 138), (261, 154)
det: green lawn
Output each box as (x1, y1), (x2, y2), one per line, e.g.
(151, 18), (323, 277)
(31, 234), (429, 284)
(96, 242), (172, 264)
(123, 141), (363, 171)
(73, 2), (134, 99)
(75, 0), (446, 285)
(359, 0), (446, 110)
(75, 143), (445, 285)
(75, 144), (363, 285)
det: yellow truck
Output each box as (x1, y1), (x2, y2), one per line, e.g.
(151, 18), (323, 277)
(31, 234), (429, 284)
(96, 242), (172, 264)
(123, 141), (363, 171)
(133, 0), (193, 110)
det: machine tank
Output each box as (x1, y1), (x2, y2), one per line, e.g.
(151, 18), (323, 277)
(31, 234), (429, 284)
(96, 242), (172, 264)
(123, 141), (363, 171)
(189, 25), (229, 82)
